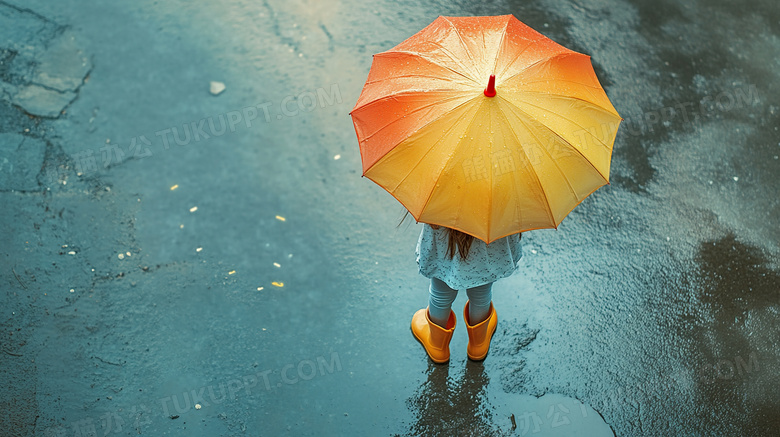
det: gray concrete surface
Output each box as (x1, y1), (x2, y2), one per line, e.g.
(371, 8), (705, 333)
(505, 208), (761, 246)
(1, 0), (778, 436)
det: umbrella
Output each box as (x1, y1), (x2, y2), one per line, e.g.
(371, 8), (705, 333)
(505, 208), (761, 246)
(350, 15), (621, 243)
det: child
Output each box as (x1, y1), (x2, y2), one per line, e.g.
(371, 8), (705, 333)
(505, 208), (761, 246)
(411, 223), (523, 364)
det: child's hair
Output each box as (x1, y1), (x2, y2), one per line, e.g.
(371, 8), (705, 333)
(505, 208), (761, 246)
(398, 210), (475, 260)
(445, 228), (474, 261)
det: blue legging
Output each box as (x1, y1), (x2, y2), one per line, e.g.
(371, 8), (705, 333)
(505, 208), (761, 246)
(428, 277), (492, 327)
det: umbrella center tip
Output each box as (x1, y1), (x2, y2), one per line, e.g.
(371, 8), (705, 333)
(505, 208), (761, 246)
(484, 74), (496, 97)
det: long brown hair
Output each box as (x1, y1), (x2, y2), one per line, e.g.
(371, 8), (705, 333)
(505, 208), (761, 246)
(398, 211), (475, 260)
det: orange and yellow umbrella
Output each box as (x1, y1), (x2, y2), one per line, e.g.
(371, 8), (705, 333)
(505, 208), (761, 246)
(350, 15), (621, 243)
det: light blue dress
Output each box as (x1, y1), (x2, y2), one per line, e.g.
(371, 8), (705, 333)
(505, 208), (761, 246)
(415, 224), (523, 290)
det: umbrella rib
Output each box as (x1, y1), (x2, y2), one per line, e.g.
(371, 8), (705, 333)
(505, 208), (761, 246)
(486, 105), (494, 241)
(365, 73), (471, 85)
(494, 99), (556, 227)
(352, 89), (466, 118)
(385, 50), (479, 85)
(386, 101), (476, 193)
(490, 17), (511, 77)
(507, 147), (523, 238)
(419, 41), (480, 82)
(481, 29), (487, 69)
(519, 78), (605, 90)
(363, 96), (479, 176)
(517, 114), (581, 204)
(517, 90), (620, 118)
(356, 92), (471, 146)
(499, 52), (575, 85)
(494, 36), (545, 80)
(501, 98), (610, 183)
(441, 17), (481, 80)
(418, 98), (486, 221)
(511, 95), (616, 153)
(372, 51), (477, 84)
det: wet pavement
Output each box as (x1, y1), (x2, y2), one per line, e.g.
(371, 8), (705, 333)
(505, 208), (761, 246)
(1, 0), (779, 436)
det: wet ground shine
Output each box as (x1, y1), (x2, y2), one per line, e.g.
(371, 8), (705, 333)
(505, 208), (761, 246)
(1, 0), (779, 436)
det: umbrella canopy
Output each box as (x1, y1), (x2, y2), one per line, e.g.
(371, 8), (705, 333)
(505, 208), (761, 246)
(350, 15), (621, 243)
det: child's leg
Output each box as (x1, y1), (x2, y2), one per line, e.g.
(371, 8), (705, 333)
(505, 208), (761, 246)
(465, 282), (493, 324)
(428, 277), (458, 327)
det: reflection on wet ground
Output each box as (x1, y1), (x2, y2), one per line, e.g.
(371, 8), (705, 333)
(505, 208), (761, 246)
(406, 361), (493, 436)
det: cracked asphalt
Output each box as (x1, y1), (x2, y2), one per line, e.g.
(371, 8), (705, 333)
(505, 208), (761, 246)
(1, 0), (779, 436)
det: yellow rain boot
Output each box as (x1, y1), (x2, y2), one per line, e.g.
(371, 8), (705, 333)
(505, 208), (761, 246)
(464, 301), (497, 361)
(411, 308), (456, 364)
